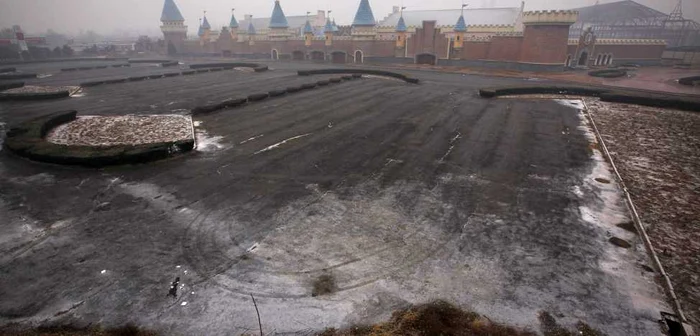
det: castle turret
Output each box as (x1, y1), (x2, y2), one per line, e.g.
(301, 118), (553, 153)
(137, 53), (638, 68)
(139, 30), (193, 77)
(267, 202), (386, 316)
(199, 13), (212, 45)
(160, 0), (188, 55)
(352, 0), (376, 39)
(453, 7), (467, 50)
(395, 9), (407, 49)
(247, 20), (256, 45)
(269, 0), (290, 40)
(229, 9), (239, 41)
(303, 19), (313, 47)
(324, 18), (334, 46)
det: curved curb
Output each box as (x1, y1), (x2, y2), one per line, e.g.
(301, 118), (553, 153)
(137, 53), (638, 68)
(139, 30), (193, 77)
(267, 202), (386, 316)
(479, 85), (700, 112)
(0, 90), (70, 101)
(588, 69), (627, 78)
(189, 62), (269, 72)
(78, 65), (246, 89)
(298, 69), (419, 84)
(0, 67), (16, 73)
(0, 73), (38, 80)
(61, 64), (131, 72)
(190, 77), (360, 116)
(678, 76), (700, 87)
(3, 111), (194, 167)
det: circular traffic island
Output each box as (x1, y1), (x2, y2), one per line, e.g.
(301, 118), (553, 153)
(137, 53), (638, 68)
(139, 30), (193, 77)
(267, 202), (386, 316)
(4, 112), (195, 167)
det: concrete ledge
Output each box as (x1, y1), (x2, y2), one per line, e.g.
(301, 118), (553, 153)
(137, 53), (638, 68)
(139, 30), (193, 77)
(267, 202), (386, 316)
(248, 93), (270, 102)
(3, 111), (194, 168)
(479, 85), (700, 112)
(0, 57), (128, 65)
(0, 67), (17, 73)
(298, 69), (419, 83)
(0, 90), (71, 101)
(269, 89), (287, 97)
(329, 78), (342, 83)
(0, 72), (37, 80)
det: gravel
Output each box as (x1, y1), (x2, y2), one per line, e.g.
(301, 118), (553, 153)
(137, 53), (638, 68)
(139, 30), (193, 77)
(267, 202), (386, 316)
(45, 115), (193, 147)
(586, 98), (700, 326)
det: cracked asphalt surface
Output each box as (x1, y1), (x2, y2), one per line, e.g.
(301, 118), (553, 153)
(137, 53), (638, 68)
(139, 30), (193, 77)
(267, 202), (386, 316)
(0, 60), (669, 335)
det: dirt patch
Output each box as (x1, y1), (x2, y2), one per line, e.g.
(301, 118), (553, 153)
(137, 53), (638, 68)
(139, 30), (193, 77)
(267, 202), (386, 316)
(312, 273), (336, 297)
(609, 237), (632, 249)
(586, 98), (700, 325)
(321, 302), (607, 336)
(45, 115), (193, 147)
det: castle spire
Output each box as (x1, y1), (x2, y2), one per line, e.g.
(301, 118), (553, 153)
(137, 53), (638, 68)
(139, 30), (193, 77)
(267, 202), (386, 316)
(352, 0), (376, 27)
(269, 0), (290, 29)
(396, 7), (407, 32)
(454, 4), (468, 32)
(202, 12), (211, 30)
(161, 0), (185, 22)
(230, 8), (239, 28)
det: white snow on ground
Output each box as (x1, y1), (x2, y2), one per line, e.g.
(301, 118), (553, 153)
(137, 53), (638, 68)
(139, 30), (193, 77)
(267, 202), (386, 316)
(557, 99), (670, 326)
(195, 131), (226, 152)
(254, 133), (311, 154)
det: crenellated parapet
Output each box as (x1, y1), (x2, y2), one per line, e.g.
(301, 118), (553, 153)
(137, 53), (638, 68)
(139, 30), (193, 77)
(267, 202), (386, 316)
(522, 10), (578, 26)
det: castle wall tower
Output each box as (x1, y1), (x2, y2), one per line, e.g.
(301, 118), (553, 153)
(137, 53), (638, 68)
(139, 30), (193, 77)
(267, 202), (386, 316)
(324, 18), (334, 46)
(247, 21), (256, 46)
(200, 13), (212, 45)
(303, 20), (314, 47)
(160, 0), (188, 55)
(229, 9), (239, 41)
(396, 14), (407, 48)
(269, 0), (290, 40)
(351, 0), (377, 40)
(453, 11), (467, 50)
(519, 10), (578, 64)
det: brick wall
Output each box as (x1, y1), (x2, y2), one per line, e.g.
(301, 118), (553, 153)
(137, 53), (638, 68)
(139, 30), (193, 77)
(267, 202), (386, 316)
(460, 42), (490, 60)
(520, 25), (570, 64)
(487, 36), (523, 61)
(593, 44), (666, 61)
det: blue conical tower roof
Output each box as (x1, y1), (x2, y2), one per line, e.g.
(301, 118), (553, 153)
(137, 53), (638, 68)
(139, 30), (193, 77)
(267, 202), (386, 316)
(248, 21), (256, 35)
(352, 0), (376, 27)
(197, 21), (205, 37)
(161, 0), (185, 21)
(454, 15), (467, 32)
(396, 16), (407, 32)
(230, 11), (239, 28)
(202, 15), (211, 29)
(303, 20), (313, 34)
(324, 18), (333, 33)
(269, 0), (289, 28)
(332, 19), (339, 32)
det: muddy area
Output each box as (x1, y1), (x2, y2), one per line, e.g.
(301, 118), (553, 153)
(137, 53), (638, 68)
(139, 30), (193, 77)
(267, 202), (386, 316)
(586, 98), (700, 326)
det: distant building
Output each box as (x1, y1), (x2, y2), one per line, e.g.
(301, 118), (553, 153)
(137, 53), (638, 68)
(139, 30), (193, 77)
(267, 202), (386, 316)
(569, 0), (700, 48)
(161, 0), (669, 71)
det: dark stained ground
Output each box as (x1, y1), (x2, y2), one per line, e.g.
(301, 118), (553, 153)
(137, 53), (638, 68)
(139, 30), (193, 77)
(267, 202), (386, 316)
(0, 60), (669, 335)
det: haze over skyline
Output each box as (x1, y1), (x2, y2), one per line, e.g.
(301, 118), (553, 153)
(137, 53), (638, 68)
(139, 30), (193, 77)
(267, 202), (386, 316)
(1, 0), (697, 37)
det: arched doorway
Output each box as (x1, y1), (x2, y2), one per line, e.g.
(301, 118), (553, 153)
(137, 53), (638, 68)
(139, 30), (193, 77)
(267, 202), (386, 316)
(310, 51), (325, 61)
(416, 53), (437, 65)
(271, 49), (279, 60)
(565, 54), (572, 67)
(292, 50), (305, 61)
(331, 51), (347, 64)
(606, 54), (614, 65)
(354, 50), (363, 64)
(578, 51), (589, 66)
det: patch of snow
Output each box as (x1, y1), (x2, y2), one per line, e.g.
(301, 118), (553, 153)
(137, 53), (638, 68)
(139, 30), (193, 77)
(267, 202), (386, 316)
(195, 131), (226, 152)
(239, 134), (264, 144)
(254, 133), (311, 154)
(181, 302), (187, 306)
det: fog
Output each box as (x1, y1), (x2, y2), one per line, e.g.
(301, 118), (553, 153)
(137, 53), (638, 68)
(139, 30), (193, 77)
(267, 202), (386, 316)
(0, 0), (697, 37)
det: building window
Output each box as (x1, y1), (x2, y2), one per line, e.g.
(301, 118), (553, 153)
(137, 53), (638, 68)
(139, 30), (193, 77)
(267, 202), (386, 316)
(456, 36), (460, 41)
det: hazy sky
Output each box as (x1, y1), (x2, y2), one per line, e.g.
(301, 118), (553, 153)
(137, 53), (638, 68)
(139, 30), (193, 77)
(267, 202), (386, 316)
(0, 0), (697, 36)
